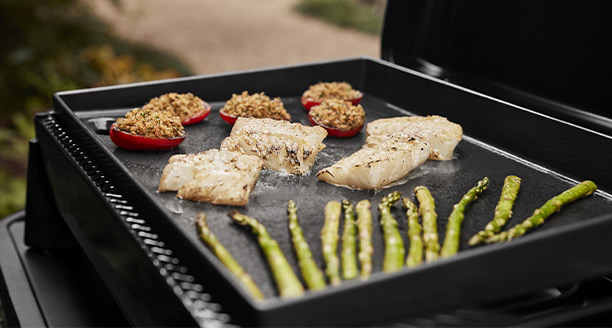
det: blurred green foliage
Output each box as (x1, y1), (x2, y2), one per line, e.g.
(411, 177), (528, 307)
(294, 0), (384, 35)
(0, 0), (192, 117)
(0, 0), (192, 218)
(0, 112), (32, 218)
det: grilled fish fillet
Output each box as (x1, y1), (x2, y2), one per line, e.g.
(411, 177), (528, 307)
(158, 149), (263, 206)
(366, 115), (462, 160)
(220, 117), (327, 175)
(316, 136), (430, 190)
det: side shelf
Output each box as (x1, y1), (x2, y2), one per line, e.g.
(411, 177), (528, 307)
(0, 212), (128, 327)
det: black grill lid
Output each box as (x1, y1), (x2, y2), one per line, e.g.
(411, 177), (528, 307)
(381, 0), (612, 133)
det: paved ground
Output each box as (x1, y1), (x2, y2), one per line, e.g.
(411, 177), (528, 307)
(88, 0), (380, 75)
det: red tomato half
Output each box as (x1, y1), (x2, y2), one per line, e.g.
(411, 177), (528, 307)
(300, 92), (363, 111)
(308, 114), (363, 138)
(109, 123), (185, 150)
(181, 101), (211, 125)
(219, 108), (238, 125)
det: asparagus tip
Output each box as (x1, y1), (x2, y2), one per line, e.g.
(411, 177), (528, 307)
(196, 212), (206, 224)
(228, 209), (246, 224)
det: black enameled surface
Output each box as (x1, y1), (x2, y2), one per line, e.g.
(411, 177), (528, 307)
(50, 58), (612, 325)
(82, 94), (612, 299)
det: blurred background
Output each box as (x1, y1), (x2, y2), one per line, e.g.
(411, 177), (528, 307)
(0, 0), (384, 218)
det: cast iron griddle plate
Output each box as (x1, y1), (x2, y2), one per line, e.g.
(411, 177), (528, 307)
(54, 57), (612, 325)
(81, 94), (612, 299)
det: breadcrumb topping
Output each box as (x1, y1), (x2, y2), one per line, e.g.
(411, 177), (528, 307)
(221, 91), (291, 121)
(115, 107), (185, 139)
(310, 99), (365, 131)
(302, 82), (361, 101)
(143, 92), (206, 122)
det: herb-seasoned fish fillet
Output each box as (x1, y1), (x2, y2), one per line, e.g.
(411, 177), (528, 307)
(158, 149), (263, 206)
(366, 115), (462, 160)
(220, 117), (327, 175)
(316, 136), (430, 190)
(317, 115), (462, 190)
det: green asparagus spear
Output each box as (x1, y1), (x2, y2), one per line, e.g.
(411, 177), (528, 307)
(415, 186), (440, 262)
(486, 180), (597, 243)
(402, 198), (423, 268)
(440, 177), (490, 258)
(321, 201), (342, 286)
(469, 175), (521, 246)
(229, 210), (305, 298)
(196, 213), (264, 300)
(341, 200), (358, 280)
(355, 200), (373, 281)
(379, 191), (404, 273)
(287, 200), (326, 291)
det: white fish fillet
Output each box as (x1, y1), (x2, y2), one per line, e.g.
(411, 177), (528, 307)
(317, 115), (462, 190)
(220, 117), (327, 175)
(316, 135), (430, 190)
(366, 115), (462, 160)
(158, 149), (263, 206)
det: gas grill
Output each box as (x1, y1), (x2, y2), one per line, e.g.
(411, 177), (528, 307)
(2, 1), (612, 326)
